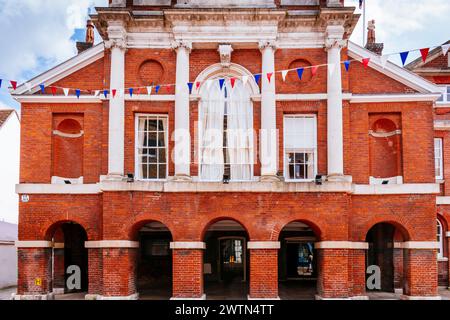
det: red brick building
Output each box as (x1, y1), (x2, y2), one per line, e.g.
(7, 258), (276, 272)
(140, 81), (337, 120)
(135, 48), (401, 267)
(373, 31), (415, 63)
(11, 0), (448, 300)
(407, 41), (450, 290)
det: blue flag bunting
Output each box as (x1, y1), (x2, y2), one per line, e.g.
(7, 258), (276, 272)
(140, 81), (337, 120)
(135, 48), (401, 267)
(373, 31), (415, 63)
(129, 88), (133, 97)
(254, 74), (261, 85)
(400, 51), (409, 66)
(155, 85), (160, 94)
(0, 79), (2, 89)
(103, 90), (108, 98)
(296, 68), (304, 80)
(187, 82), (194, 94)
(344, 60), (351, 72)
(75, 89), (81, 99)
(40, 84), (45, 94)
(219, 79), (225, 90)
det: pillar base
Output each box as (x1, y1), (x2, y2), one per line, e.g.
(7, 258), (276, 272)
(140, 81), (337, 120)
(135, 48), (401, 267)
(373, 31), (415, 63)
(53, 288), (65, 295)
(350, 295), (369, 300)
(170, 294), (206, 300)
(12, 293), (55, 300)
(260, 175), (281, 182)
(326, 174), (352, 183)
(96, 293), (139, 300)
(247, 295), (280, 300)
(101, 174), (125, 182)
(315, 295), (350, 300)
(171, 174), (193, 182)
(401, 295), (442, 300)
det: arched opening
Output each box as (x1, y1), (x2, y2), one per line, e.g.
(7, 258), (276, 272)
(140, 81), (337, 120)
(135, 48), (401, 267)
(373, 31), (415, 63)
(49, 222), (88, 296)
(203, 219), (249, 300)
(52, 117), (84, 183)
(278, 221), (320, 300)
(369, 116), (403, 184)
(135, 221), (173, 300)
(365, 222), (408, 296)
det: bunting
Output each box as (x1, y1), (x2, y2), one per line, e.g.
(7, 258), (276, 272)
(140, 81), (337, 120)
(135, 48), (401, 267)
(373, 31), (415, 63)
(1, 42), (449, 100)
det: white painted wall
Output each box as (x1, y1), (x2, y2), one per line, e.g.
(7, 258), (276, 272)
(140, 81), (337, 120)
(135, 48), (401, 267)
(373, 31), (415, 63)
(0, 244), (17, 288)
(0, 110), (20, 224)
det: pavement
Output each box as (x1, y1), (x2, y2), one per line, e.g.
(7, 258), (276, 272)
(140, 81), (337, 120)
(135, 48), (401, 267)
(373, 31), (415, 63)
(1, 285), (449, 300)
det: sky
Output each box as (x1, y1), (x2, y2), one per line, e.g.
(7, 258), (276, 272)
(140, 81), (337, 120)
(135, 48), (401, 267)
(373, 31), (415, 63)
(0, 0), (449, 110)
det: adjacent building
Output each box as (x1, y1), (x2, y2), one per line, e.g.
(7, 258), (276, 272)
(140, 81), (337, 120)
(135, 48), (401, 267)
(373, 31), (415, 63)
(11, 0), (446, 300)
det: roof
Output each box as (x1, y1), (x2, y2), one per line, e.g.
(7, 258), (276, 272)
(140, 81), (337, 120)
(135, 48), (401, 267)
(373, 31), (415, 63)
(0, 221), (18, 242)
(406, 40), (450, 71)
(0, 110), (14, 129)
(348, 41), (442, 94)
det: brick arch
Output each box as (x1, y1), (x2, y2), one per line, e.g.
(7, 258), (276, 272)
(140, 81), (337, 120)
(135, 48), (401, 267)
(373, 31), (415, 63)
(200, 216), (251, 241)
(270, 218), (323, 241)
(43, 219), (91, 241)
(361, 219), (411, 242)
(437, 211), (449, 231)
(127, 218), (174, 241)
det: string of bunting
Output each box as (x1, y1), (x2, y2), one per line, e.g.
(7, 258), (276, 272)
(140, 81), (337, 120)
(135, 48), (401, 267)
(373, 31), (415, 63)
(0, 43), (449, 99)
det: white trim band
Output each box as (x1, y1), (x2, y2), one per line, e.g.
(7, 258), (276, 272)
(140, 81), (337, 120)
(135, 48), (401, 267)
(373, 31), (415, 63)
(437, 196), (450, 205)
(53, 242), (65, 249)
(314, 241), (369, 250)
(170, 242), (206, 250)
(401, 241), (440, 249)
(446, 232), (450, 238)
(53, 130), (84, 138)
(15, 241), (53, 248)
(247, 241), (281, 249)
(84, 241), (139, 249)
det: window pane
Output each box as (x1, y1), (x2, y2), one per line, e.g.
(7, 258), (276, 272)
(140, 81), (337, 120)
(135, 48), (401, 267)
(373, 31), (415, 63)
(158, 132), (165, 147)
(147, 120), (158, 131)
(158, 148), (166, 163)
(148, 149), (157, 163)
(159, 165), (167, 179)
(148, 165), (158, 179)
(147, 132), (157, 147)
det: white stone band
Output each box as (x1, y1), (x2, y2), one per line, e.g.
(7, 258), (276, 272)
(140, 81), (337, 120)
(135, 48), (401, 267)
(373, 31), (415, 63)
(84, 241), (139, 249)
(400, 241), (439, 249)
(446, 232), (450, 238)
(15, 241), (53, 248)
(53, 242), (65, 249)
(315, 241), (369, 250)
(170, 242), (206, 250)
(247, 241), (281, 249)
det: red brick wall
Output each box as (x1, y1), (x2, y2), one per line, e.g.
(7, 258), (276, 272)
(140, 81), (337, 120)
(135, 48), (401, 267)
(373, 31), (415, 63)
(102, 248), (137, 297)
(249, 249), (278, 298)
(17, 248), (52, 295)
(403, 249), (438, 297)
(172, 249), (204, 298)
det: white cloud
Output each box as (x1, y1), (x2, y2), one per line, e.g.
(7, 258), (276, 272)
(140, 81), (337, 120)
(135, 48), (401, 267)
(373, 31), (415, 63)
(0, 0), (108, 83)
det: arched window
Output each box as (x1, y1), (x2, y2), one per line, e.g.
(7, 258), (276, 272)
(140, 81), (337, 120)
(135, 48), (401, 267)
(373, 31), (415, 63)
(437, 219), (444, 259)
(199, 79), (254, 181)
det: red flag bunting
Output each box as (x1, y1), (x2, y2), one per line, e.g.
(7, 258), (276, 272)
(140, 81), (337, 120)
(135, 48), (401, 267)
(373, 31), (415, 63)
(137, 88), (141, 95)
(50, 86), (57, 96)
(10, 81), (17, 90)
(267, 73), (273, 83)
(362, 58), (370, 68)
(196, 82), (201, 90)
(420, 48), (430, 63)
(230, 77), (237, 88)
(311, 66), (318, 77)
(166, 84), (172, 92)
(112, 89), (117, 98)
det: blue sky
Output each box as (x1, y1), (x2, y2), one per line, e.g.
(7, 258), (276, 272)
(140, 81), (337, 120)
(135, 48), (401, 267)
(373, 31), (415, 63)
(0, 0), (449, 111)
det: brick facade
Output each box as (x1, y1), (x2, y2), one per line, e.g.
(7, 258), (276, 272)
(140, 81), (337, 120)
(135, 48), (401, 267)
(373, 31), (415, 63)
(14, 1), (447, 300)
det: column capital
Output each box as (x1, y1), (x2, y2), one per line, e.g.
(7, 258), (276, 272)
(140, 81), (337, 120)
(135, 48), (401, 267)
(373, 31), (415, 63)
(172, 40), (192, 53)
(325, 38), (348, 50)
(105, 38), (127, 51)
(105, 22), (127, 50)
(258, 40), (278, 52)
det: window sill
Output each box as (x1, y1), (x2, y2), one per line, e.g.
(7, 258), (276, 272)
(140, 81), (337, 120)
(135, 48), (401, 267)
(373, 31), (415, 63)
(438, 257), (448, 262)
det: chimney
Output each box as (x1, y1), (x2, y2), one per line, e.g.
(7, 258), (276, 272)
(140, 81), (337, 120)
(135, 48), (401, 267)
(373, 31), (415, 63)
(76, 20), (95, 54)
(365, 20), (384, 55)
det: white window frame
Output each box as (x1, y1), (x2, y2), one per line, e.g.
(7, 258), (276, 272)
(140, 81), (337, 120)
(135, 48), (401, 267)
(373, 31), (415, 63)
(134, 114), (169, 181)
(437, 219), (444, 259)
(434, 138), (443, 180)
(437, 85), (450, 104)
(283, 114), (318, 182)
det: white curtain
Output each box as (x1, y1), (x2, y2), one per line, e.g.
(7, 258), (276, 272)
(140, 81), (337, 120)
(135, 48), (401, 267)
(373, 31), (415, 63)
(227, 80), (253, 181)
(200, 81), (225, 181)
